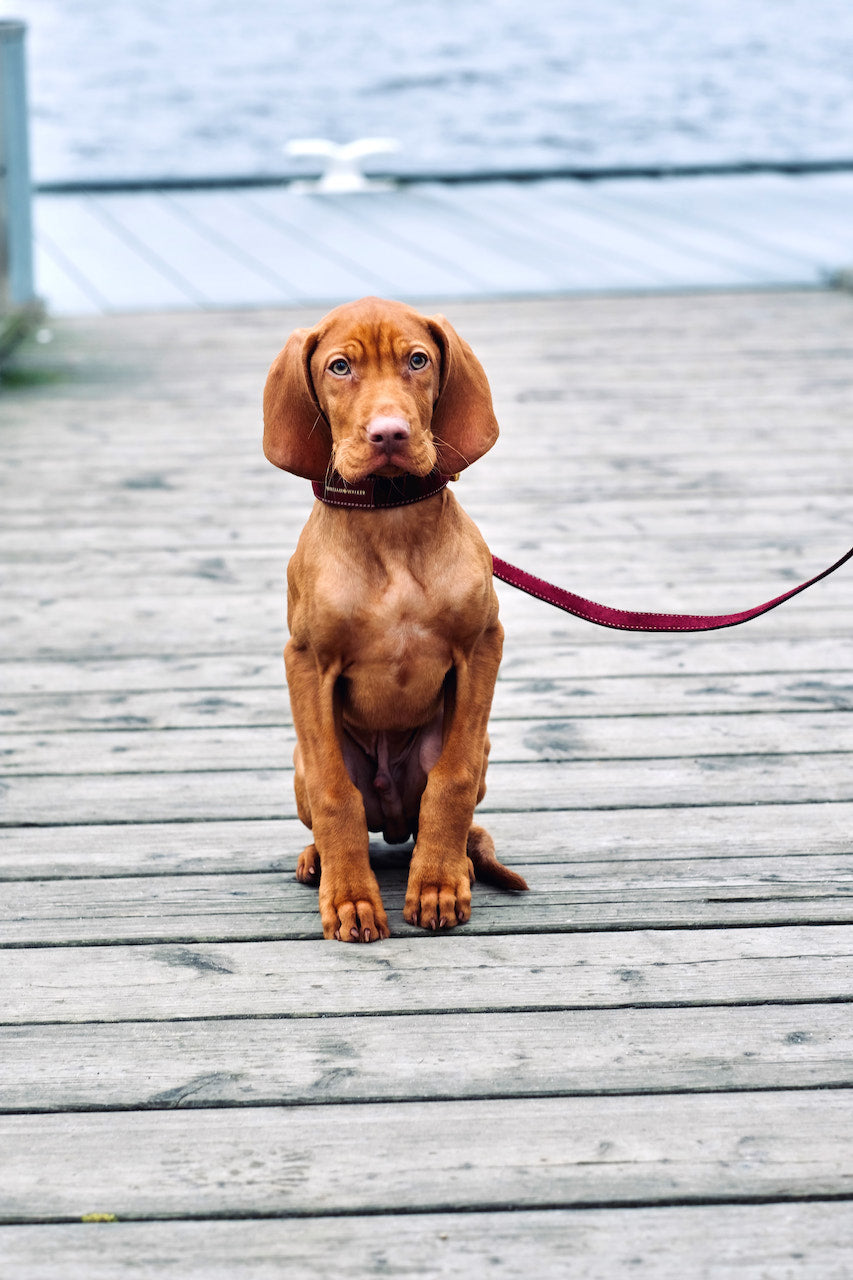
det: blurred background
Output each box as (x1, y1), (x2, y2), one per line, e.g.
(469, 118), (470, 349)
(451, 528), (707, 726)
(21, 0), (853, 187)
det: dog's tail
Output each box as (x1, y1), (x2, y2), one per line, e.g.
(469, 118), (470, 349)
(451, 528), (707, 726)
(467, 825), (529, 892)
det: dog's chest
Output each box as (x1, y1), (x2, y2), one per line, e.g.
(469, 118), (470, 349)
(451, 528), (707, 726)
(343, 563), (453, 670)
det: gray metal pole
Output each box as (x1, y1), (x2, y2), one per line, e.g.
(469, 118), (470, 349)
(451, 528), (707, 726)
(0, 19), (36, 311)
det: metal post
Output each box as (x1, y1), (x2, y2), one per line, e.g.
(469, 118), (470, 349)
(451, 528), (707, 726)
(0, 19), (36, 312)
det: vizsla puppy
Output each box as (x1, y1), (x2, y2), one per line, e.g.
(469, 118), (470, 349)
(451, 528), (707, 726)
(263, 296), (527, 942)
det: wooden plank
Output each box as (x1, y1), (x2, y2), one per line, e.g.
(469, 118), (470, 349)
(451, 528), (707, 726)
(3, 1003), (849, 1112)
(337, 186), (559, 294)
(4, 852), (851, 946)
(578, 176), (836, 274)
(1, 595), (849, 663)
(2, 709), (850, 775)
(2, 635), (850, 696)
(2, 802), (851, 880)
(618, 174), (853, 267)
(89, 193), (300, 308)
(540, 180), (822, 285)
(420, 181), (670, 289)
(2, 1090), (852, 1221)
(3, 926), (850, 1024)
(2, 753), (849, 827)
(3, 669), (850, 732)
(1, 492), (850, 554)
(164, 190), (380, 302)
(33, 196), (200, 310)
(32, 239), (104, 316)
(4, 523), (852, 594)
(623, 176), (835, 269)
(1, 1201), (850, 1280)
(481, 179), (765, 288)
(2, 463), (850, 530)
(492, 626), (853, 678)
(242, 188), (477, 297)
(7, 431), (852, 493)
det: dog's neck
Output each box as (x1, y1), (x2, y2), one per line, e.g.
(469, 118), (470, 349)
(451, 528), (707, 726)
(312, 469), (451, 509)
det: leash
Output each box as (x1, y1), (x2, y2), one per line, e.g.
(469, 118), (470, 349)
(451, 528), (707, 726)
(312, 470), (852, 634)
(492, 546), (853, 633)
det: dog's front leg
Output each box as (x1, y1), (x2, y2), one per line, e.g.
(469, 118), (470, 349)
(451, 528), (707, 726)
(285, 642), (390, 942)
(403, 622), (503, 931)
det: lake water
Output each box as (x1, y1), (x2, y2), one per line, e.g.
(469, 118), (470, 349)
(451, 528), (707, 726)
(17, 0), (853, 185)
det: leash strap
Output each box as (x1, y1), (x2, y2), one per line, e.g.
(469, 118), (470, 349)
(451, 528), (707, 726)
(492, 544), (853, 633)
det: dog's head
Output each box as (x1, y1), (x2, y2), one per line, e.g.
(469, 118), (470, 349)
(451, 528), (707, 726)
(263, 296), (499, 483)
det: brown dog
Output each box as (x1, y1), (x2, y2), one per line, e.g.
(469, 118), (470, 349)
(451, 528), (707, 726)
(263, 296), (527, 942)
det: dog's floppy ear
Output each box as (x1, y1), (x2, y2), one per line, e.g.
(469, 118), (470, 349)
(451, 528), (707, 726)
(263, 327), (333, 481)
(427, 314), (499, 474)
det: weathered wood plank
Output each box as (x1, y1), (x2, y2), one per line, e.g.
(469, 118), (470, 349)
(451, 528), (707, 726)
(421, 181), (668, 288)
(2, 1090), (852, 1222)
(3, 711), (850, 777)
(570, 178), (830, 281)
(1, 1201), (850, 1280)
(169, 189), (386, 301)
(4, 851), (851, 946)
(83, 193), (299, 309)
(603, 174), (853, 268)
(2, 753), (849, 827)
(1, 499), (850, 558)
(463, 180), (756, 288)
(32, 238), (104, 316)
(2, 1003), (849, 1112)
(242, 187), (477, 297)
(2, 669), (851, 732)
(4, 452), (852, 511)
(1, 803), (851, 880)
(338, 187), (558, 294)
(3, 927), (850, 1024)
(1, 597), (850, 663)
(7, 529), (851, 595)
(33, 197), (199, 311)
(2, 637), (850, 695)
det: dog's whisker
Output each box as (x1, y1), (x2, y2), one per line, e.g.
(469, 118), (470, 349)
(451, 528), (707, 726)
(432, 433), (471, 469)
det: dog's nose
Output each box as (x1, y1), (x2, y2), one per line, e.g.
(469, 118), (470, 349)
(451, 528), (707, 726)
(367, 416), (410, 447)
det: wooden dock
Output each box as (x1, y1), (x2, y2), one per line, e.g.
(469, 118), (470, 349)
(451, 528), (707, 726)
(33, 171), (853, 314)
(2, 287), (853, 1275)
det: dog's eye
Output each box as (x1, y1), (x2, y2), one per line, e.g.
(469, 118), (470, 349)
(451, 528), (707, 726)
(409, 352), (429, 370)
(329, 358), (350, 376)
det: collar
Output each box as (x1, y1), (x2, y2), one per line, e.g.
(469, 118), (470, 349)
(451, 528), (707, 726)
(312, 468), (451, 509)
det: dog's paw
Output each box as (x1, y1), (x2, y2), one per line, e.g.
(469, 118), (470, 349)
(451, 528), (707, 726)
(319, 874), (390, 943)
(403, 858), (472, 931)
(295, 844), (320, 885)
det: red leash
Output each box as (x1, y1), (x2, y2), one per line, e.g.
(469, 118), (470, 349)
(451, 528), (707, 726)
(492, 545), (853, 633)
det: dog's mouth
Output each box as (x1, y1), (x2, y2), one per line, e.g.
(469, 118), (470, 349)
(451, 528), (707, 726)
(371, 462), (411, 477)
(334, 438), (437, 484)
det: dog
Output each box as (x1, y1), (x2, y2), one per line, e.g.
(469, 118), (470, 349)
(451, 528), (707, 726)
(263, 296), (528, 941)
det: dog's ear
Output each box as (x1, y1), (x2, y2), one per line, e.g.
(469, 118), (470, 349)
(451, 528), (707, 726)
(263, 327), (333, 481)
(427, 314), (499, 473)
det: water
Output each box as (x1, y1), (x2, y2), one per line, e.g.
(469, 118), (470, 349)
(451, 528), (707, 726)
(17, 0), (853, 185)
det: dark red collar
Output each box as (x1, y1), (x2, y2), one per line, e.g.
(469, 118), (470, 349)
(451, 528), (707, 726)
(312, 469), (450, 509)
